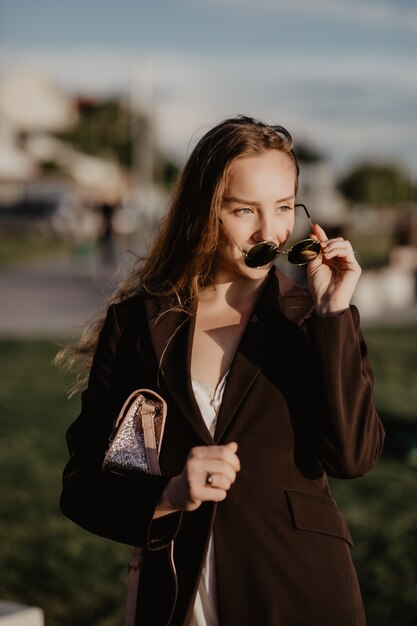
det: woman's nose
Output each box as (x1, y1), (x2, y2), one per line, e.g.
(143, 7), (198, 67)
(252, 216), (275, 243)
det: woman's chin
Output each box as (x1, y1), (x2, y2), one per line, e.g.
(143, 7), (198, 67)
(230, 262), (272, 281)
(212, 254), (273, 282)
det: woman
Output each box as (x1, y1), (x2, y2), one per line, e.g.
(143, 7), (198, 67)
(59, 116), (384, 626)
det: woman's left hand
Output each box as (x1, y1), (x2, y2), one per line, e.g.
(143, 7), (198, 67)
(307, 223), (361, 317)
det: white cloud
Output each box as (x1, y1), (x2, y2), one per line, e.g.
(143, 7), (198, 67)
(194, 0), (417, 33)
(145, 52), (417, 171)
(1, 47), (416, 173)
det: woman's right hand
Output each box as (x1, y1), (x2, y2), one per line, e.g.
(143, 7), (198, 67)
(154, 442), (240, 517)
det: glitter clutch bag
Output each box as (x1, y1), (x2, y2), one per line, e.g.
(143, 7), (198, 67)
(102, 388), (167, 476)
(102, 389), (169, 626)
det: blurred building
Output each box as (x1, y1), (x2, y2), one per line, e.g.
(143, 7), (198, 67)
(298, 160), (347, 234)
(0, 600), (44, 626)
(0, 68), (129, 236)
(0, 68), (77, 206)
(0, 68), (77, 133)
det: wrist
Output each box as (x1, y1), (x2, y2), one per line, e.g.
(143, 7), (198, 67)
(314, 305), (349, 318)
(153, 480), (180, 519)
(313, 295), (350, 317)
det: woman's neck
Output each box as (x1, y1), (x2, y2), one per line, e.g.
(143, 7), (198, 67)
(199, 273), (267, 313)
(192, 273), (267, 389)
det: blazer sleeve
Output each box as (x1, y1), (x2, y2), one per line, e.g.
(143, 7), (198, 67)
(305, 305), (385, 479)
(60, 302), (182, 548)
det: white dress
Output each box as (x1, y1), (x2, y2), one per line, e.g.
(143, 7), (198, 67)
(190, 371), (229, 626)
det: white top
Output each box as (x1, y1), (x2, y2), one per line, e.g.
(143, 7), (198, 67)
(190, 371), (229, 626)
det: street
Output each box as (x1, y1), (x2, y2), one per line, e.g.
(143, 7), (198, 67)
(0, 256), (117, 338)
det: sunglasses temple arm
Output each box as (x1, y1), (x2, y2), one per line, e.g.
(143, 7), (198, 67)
(219, 219), (248, 258)
(297, 203), (315, 234)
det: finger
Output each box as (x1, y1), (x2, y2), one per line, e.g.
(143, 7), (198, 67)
(187, 476), (230, 503)
(186, 454), (239, 486)
(203, 472), (234, 491)
(322, 242), (357, 261)
(200, 486), (228, 502)
(311, 223), (328, 242)
(199, 459), (238, 483)
(224, 442), (241, 470)
(322, 247), (357, 260)
(322, 238), (353, 250)
(191, 444), (241, 472)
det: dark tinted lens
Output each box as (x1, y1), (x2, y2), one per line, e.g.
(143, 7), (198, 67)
(287, 239), (321, 265)
(244, 242), (278, 268)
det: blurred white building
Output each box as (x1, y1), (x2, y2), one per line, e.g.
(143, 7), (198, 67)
(0, 68), (126, 203)
(298, 160), (347, 229)
(0, 69), (77, 203)
(0, 68), (77, 134)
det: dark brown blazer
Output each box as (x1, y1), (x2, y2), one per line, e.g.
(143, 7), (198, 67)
(60, 267), (384, 626)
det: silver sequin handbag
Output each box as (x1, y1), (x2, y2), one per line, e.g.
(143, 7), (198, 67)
(102, 388), (167, 476)
(102, 389), (169, 626)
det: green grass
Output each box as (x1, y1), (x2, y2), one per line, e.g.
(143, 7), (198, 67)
(330, 461), (417, 626)
(363, 325), (417, 421)
(0, 341), (127, 626)
(0, 336), (416, 625)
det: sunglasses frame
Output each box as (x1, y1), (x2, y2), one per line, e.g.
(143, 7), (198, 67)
(243, 203), (321, 268)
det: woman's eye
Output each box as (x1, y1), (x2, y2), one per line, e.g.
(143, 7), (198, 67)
(234, 207), (253, 215)
(278, 205), (293, 213)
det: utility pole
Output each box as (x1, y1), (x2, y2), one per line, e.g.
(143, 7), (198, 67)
(129, 56), (155, 219)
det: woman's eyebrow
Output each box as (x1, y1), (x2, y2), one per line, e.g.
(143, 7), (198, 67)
(223, 194), (295, 206)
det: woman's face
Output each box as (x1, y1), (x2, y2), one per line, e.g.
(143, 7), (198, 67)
(216, 149), (297, 280)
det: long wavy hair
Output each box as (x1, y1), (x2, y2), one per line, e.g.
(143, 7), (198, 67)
(56, 115), (299, 393)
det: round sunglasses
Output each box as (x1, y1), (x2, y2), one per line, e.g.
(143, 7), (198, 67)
(243, 203), (321, 268)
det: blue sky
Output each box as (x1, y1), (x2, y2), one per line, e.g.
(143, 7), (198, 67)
(1, 0), (417, 54)
(1, 0), (417, 173)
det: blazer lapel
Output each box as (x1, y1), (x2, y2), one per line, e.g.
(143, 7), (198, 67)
(145, 268), (314, 446)
(214, 268), (314, 442)
(145, 299), (214, 445)
(214, 317), (264, 442)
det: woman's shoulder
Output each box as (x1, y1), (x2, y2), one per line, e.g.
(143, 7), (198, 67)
(104, 293), (148, 336)
(108, 292), (168, 332)
(107, 293), (150, 324)
(112, 292), (146, 314)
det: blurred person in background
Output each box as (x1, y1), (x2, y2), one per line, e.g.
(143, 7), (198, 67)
(58, 116), (384, 626)
(70, 197), (101, 276)
(95, 190), (122, 268)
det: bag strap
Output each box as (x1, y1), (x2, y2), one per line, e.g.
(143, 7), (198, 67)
(114, 388), (167, 431)
(124, 388), (168, 626)
(114, 389), (141, 429)
(124, 547), (143, 626)
(142, 400), (161, 475)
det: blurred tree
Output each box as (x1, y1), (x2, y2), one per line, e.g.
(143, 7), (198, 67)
(295, 143), (323, 163)
(39, 159), (65, 175)
(58, 97), (176, 189)
(61, 97), (134, 167)
(338, 163), (411, 205)
(160, 158), (180, 189)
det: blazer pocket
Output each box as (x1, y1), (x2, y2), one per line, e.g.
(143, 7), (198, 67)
(285, 489), (353, 546)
